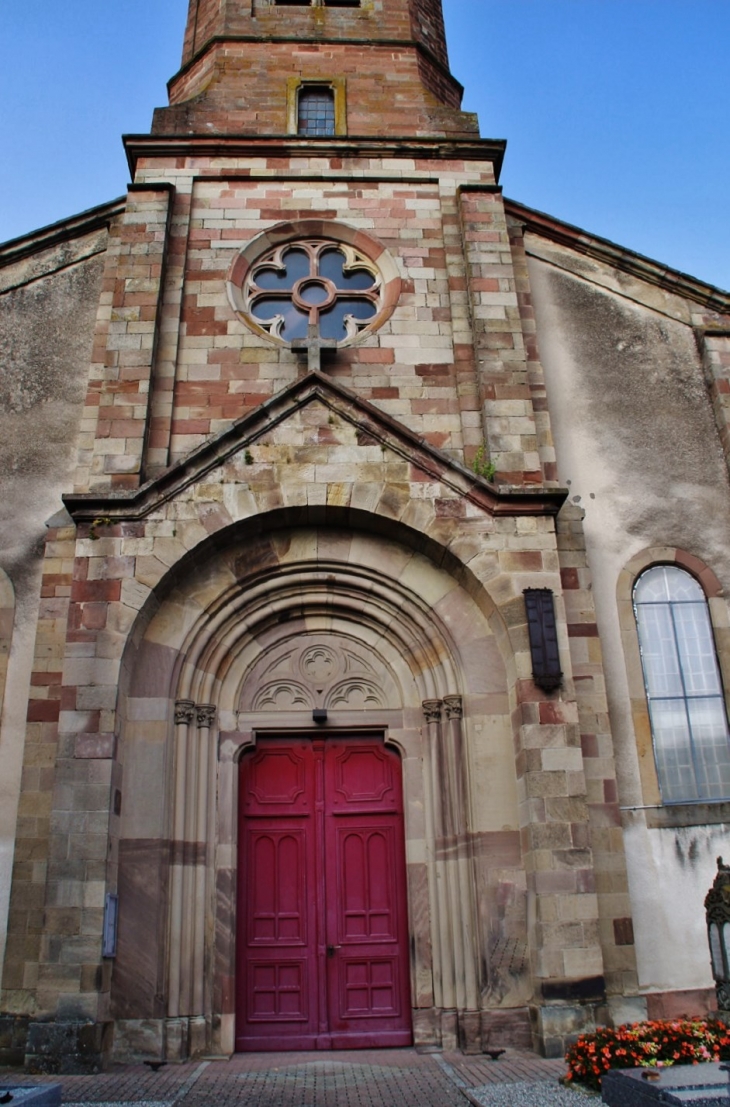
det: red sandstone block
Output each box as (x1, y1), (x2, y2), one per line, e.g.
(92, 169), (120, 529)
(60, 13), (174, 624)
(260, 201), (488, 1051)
(355, 349), (395, 364)
(580, 734), (599, 758)
(60, 687), (77, 711)
(567, 623), (599, 637)
(27, 700), (60, 723)
(501, 551), (543, 572)
(603, 779), (618, 804)
(107, 420), (145, 439)
(70, 580), (121, 603)
(539, 702), (570, 725)
(80, 604), (109, 631)
(30, 672), (63, 688)
(561, 568), (580, 590)
(171, 419), (212, 435)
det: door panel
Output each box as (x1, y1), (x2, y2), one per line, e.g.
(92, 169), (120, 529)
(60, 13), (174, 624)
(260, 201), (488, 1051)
(236, 736), (412, 1051)
(325, 739), (412, 1047)
(236, 741), (320, 1049)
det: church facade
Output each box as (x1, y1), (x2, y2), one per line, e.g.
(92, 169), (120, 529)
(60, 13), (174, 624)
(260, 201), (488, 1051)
(1, 0), (730, 1073)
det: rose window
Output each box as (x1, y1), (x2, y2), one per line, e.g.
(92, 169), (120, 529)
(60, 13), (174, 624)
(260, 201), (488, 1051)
(242, 240), (382, 346)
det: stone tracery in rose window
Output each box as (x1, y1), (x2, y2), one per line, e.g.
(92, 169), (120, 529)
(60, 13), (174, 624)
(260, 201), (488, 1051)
(243, 240), (382, 346)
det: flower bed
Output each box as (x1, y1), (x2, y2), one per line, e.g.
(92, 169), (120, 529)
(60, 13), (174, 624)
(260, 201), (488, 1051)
(564, 1018), (730, 1091)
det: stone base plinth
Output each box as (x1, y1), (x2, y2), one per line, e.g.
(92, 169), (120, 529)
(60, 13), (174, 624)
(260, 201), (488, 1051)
(24, 1020), (113, 1075)
(530, 1002), (604, 1058)
(603, 1063), (730, 1106)
(0, 1015), (30, 1067)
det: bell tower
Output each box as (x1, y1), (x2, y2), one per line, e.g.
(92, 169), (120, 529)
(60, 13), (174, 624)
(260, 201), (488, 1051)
(156, 0), (479, 138)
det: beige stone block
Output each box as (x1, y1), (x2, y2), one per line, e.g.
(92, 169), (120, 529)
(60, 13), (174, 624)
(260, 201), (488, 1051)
(542, 748), (584, 773)
(558, 894), (600, 923)
(563, 945), (604, 978)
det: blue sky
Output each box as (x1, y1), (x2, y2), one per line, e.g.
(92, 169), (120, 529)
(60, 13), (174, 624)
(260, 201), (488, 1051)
(0, 0), (728, 291)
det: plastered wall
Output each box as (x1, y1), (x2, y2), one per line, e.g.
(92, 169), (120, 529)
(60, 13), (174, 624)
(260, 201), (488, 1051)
(0, 240), (105, 979)
(528, 236), (730, 1003)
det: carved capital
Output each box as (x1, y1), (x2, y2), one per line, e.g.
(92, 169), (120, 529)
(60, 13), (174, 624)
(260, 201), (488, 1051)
(174, 700), (195, 726)
(443, 695), (463, 720)
(196, 704), (216, 729)
(422, 699), (443, 724)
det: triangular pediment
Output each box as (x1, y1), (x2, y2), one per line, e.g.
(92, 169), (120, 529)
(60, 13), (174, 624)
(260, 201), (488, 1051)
(64, 372), (565, 523)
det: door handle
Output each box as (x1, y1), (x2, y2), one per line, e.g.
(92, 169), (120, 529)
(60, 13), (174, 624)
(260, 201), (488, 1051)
(327, 945), (341, 958)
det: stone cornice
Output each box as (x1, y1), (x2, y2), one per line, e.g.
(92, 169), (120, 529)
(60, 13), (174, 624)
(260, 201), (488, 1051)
(123, 134), (505, 178)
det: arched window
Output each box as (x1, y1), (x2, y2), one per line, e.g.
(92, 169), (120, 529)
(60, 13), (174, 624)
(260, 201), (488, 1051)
(634, 564), (730, 803)
(297, 85), (336, 136)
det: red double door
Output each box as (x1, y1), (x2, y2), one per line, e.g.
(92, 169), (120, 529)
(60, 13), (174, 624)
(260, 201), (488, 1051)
(236, 735), (412, 1050)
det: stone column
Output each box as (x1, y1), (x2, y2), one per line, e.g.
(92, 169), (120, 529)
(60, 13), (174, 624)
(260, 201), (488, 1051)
(423, 696), (481, 1050)
(189, 704), (216, 1056)
(422, 698), (447, 1020)
(443, 694), (480, 1045)
(166, 699), (195, 1058)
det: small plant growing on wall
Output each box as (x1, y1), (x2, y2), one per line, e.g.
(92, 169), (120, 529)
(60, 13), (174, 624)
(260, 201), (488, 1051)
(89, 516), (113, 541)
(472, 444), (496, 482)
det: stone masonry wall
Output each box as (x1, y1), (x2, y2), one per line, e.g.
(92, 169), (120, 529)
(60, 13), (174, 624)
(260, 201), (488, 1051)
(80, 153), (525, 487)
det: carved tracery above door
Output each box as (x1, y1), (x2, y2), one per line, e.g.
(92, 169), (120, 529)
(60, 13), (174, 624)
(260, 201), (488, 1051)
(238, 636), (400, 714)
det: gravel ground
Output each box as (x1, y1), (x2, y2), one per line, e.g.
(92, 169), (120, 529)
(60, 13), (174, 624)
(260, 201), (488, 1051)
(467, 1080), (597, 1106)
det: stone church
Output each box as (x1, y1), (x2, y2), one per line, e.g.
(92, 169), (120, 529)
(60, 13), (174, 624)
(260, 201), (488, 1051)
(1, 0), (730, 1073)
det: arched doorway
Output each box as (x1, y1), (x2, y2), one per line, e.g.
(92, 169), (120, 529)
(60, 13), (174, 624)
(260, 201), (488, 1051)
(110, 522), (523, 1060)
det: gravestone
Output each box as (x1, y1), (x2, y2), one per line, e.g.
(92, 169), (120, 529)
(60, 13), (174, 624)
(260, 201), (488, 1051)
(602, 1063), (730, 1105)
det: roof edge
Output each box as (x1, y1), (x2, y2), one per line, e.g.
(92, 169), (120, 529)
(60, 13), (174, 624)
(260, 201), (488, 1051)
(0, 197), (126, 269)
(506, 197), (730, 314)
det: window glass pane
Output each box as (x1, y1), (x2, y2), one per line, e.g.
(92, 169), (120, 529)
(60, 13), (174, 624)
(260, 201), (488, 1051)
(254, 248), (310, 289)
(662, 565), (704, 601)
(250, 298), (308, 340)
(672, 602), (723, 695)
(635, 566), (671, 603)
(710, 923), (724, 978)
(319, 248), (375, 290)
(298, 87), (336, 136)
(635, 564), (704, 604)
(319, 297), (377, 340)
(299, 281), (329, 306)
(648, 698), (698, 802)
(687, 698), (730, 798)
(636, 603), (683, 697)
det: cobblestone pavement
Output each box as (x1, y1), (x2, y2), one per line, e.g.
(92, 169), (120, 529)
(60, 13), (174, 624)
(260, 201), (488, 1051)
(2, 1048), (587, 1107)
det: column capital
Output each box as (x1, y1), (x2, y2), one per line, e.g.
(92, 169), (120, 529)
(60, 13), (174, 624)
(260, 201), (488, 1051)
(443, 695), (463, 720)
(422, 699), (443, 723)
(196, 704), (216, 728)
(174, 700), (195, 725)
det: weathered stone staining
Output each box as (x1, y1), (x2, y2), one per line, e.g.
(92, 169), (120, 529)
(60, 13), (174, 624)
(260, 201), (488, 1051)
(0, 0), (729, 1074)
